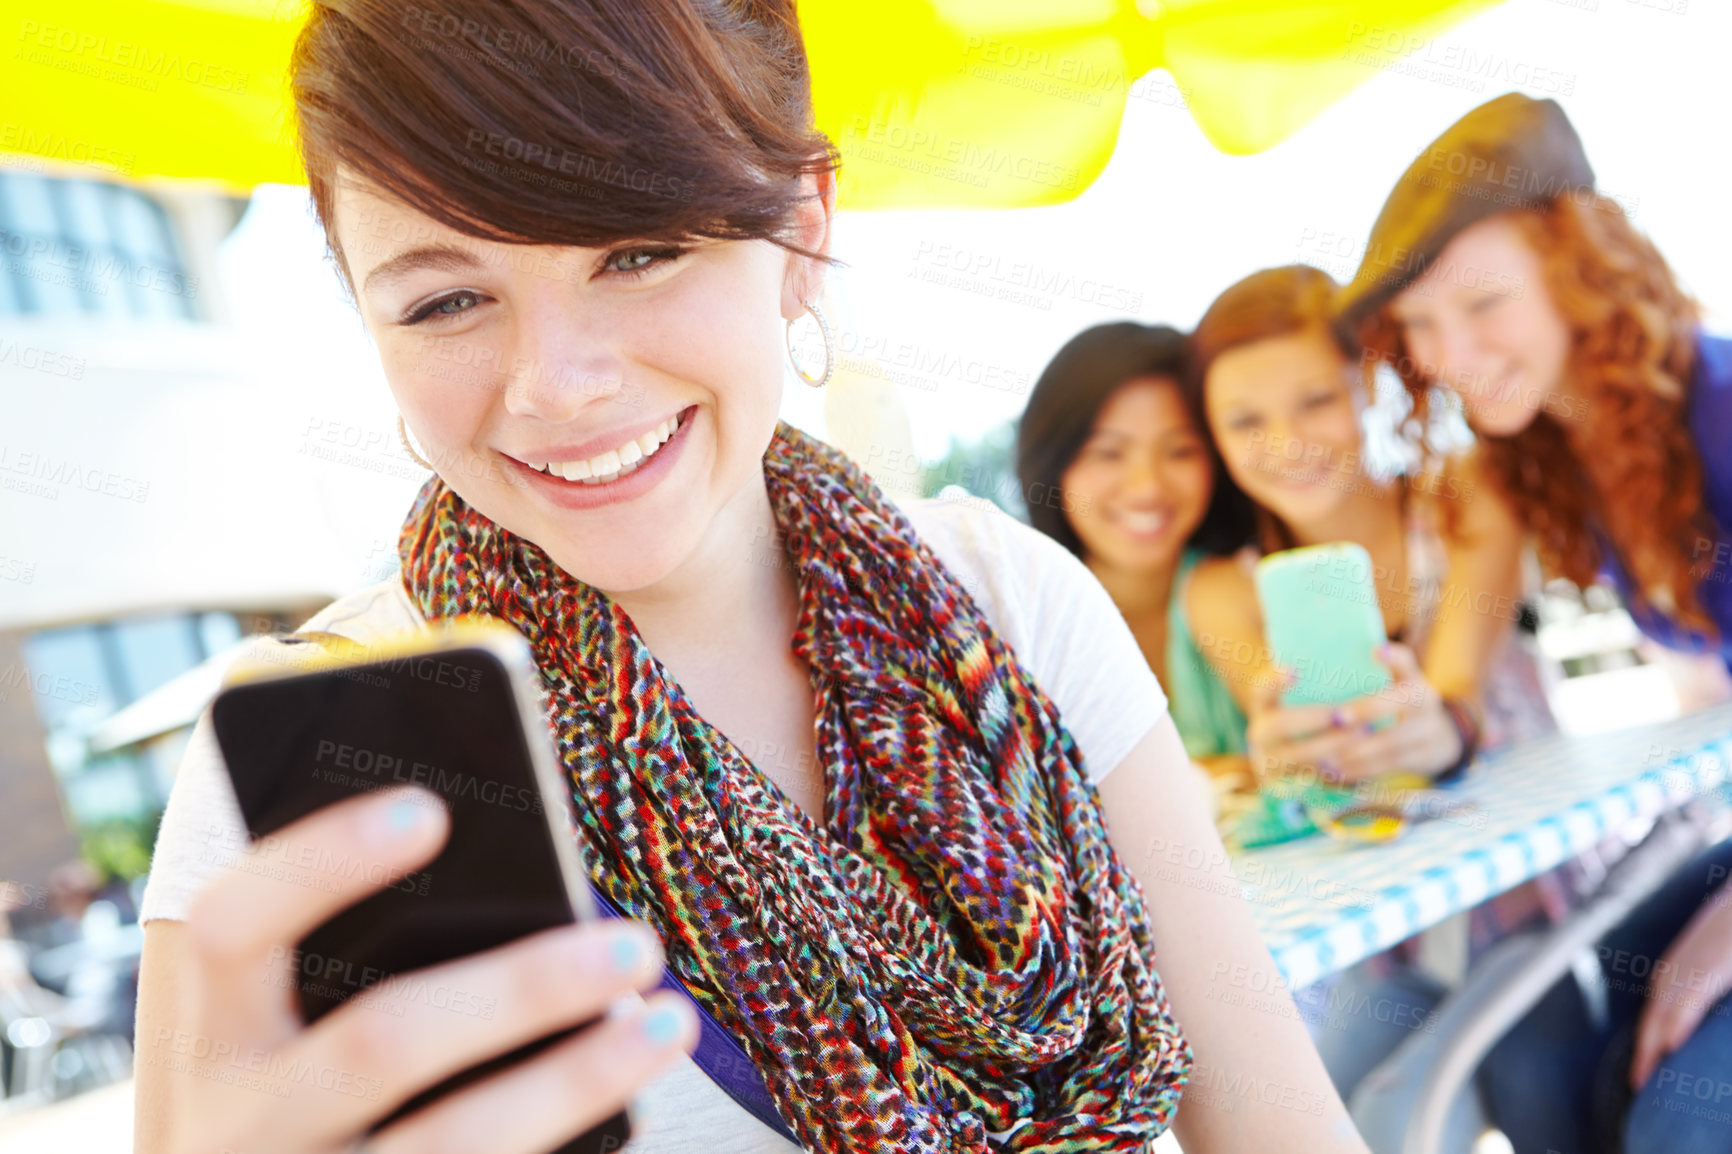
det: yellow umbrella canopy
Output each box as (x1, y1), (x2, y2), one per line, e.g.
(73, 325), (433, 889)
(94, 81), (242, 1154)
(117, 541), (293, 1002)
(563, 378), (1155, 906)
(1, 0), (1502, 207)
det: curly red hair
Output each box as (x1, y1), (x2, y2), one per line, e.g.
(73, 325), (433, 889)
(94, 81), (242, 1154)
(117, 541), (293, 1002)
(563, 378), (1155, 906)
(1359, 193), (1715, 636)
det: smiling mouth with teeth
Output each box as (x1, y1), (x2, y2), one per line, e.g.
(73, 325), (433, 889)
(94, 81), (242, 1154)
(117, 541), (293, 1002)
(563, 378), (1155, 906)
(523, 410), (684, 486)
(1115, 510), (1172, 536)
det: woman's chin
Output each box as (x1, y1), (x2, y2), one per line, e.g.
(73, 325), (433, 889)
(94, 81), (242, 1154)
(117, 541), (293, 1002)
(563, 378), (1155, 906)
(1098, 535), (1187, 575)
(1465, 397), (1544, 438)
(1252, 483), (1345, 532)
(545, 543), (698, 597)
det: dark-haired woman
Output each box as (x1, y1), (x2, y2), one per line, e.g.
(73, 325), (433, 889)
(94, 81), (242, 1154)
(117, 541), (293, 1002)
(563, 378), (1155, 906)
(1015, 323), (1252, 775)
(1339, 91), (1732, 1154)
(129, 3), (1370, 1153)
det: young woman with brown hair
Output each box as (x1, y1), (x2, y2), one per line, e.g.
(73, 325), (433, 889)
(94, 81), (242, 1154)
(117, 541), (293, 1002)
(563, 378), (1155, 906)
(129, 3), (1370, 1153)
(1182, 261), (1570, 1139)
(1183, 263), (1550, 790)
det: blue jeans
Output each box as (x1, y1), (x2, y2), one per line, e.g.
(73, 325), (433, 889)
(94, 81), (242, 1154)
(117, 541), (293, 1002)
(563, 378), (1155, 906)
(1482, 836), (1732, 1154)
(1318, 837), (1732, 1154)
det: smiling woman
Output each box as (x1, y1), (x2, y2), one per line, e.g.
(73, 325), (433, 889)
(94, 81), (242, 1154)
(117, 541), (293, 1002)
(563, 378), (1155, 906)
(1183, 264), (1551, 785)
(130, 3), (1372, 1154)
(1014, 323), (1253, 767)
(1343, 93), (1732, 664)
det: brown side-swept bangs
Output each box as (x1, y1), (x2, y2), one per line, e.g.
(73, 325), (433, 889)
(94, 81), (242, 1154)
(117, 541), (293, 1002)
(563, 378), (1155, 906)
(291, 0), (839, 280)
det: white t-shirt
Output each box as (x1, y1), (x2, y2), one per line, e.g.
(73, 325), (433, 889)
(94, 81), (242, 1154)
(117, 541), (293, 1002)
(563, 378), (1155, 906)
(139, 496), (1169, 1153)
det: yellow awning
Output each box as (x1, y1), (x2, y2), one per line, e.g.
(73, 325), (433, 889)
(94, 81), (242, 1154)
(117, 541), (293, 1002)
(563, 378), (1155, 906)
(0, 0), (1503, 207)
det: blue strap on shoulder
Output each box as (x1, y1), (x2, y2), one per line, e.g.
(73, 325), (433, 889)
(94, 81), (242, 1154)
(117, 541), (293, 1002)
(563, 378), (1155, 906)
(589, 889), (800, 1145)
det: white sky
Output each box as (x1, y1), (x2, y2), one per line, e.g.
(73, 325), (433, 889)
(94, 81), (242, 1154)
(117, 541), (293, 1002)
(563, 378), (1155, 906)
(224, 0), (1731, 463)
(0, 0), (1697, 626)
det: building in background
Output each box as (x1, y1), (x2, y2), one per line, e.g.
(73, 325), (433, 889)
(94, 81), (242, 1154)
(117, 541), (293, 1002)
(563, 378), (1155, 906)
(0, 165), (324, 901)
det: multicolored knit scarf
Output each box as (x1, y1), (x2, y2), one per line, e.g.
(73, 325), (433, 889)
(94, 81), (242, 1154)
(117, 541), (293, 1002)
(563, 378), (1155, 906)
(398, 421), (1191, 1152)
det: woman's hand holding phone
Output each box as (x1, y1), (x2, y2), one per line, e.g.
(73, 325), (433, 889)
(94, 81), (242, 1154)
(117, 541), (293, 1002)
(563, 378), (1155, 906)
(1245, 642), (1463, 786)
(158, 784), (696, 1154)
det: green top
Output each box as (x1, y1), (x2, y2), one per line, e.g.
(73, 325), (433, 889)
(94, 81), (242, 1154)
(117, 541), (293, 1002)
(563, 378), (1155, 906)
(1164, 547), (1248, 759)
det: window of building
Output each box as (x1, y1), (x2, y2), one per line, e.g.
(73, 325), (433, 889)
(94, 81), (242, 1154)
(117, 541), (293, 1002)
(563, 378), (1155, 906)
(0, 171), (196, 321)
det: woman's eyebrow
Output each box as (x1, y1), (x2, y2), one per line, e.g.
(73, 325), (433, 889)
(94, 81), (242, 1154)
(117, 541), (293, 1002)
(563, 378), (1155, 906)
(362, 244), (487, 295)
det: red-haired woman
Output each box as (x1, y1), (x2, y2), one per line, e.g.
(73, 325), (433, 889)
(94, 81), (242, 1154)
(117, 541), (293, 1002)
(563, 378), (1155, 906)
(128, 3), (1369, 1153)
(1340, 91), (1732, 1154)
(1342, 93), (1732, 669)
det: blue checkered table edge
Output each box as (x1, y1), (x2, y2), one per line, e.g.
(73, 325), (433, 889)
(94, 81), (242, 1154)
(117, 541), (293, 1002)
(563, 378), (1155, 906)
(1234, 703), (1732, 988)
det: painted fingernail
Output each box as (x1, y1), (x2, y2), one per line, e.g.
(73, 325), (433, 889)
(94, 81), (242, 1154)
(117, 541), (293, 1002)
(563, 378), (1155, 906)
(641, 1002), (691, 1047)
(609, 928), (653, 974)
(1330, 709), (1348, 729)
(387, 799), (422, 831)
(375, 791), (434, 838)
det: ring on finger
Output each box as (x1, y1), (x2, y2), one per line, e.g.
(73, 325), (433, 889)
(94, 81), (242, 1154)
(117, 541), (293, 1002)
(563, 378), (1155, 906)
(1365, 711), (1401, 734)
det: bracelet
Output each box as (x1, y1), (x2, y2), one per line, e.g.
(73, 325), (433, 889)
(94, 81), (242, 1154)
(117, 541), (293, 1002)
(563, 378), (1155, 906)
(1436, 697), (1481, 782)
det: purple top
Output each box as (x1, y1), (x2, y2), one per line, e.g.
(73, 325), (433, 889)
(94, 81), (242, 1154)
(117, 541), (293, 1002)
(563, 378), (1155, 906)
(1601, 332), (1732, 666)
(590, 888), (798, 1144)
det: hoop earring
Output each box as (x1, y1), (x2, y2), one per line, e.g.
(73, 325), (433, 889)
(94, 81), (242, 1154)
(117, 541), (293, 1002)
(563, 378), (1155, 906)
(785, 299), (833, 389)
(397, 414), (433, 470)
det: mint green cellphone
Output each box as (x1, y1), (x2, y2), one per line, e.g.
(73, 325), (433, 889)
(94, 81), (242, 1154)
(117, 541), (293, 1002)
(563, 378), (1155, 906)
(1255, 542), (1392, 707)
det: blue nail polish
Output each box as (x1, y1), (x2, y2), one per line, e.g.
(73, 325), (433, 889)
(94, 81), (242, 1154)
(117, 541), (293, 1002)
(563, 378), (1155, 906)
(387, 799), (421, 831)
(641, 1005), (684, 1046)
(609, 934), (643, 974)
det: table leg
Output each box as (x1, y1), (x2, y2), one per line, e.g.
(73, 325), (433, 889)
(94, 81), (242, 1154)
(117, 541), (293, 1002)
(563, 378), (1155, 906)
(1345, 811), (1711, 1154)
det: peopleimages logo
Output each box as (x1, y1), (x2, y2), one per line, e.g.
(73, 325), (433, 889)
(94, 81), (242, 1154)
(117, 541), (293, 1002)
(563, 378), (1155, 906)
(0, 123), (134, 174)
(464, 130), (691, 201)
(16, 21), (249, 94)
(843, 116), (1080, 192)
(312, 739), (542, 815)
(0, 338), (85, 380)
(0, 229), (198, 301)
(0, 446), (149, 503)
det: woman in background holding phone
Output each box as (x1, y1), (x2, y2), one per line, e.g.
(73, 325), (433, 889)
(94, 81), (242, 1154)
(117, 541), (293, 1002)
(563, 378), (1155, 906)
(131, 3), (1372, 1153)
(1183, 264), (1550, 789)
(1015, 323), (1253, 775)
(1182, 262), (1563, 1125)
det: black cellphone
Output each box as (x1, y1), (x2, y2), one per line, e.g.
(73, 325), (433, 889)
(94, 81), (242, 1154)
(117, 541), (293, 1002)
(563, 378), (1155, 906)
(209, 620), (633, 1154)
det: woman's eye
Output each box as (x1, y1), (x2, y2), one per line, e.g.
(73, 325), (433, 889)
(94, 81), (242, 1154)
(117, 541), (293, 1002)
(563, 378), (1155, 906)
(402, 290), (483, 325)
(604, 246), (684, 276)
(1226, 416), (1260, 432)
(1303, 392), (1339, 410)
(1470, 295), (1501, 314)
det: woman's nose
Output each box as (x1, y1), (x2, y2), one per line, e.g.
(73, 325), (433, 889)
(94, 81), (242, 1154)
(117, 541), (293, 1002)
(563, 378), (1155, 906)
(1262, 418), (1296, 454)
(1119, 453), (1167, 500)
(1433, 317), (1485, 392)
(500, 297), (631, 421)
